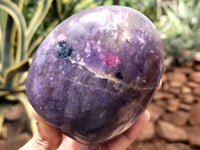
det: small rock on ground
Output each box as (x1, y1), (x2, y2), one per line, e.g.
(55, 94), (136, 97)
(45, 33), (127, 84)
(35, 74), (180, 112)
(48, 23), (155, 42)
(157, 120), (188, 142)
(137, 121), (155, 141)
(0, 140), (6, 150)
(148, 103), (165, 121)
(6, 133), (31, 150)
(188, 126), (200, 147)
(189, 103), (200, 125)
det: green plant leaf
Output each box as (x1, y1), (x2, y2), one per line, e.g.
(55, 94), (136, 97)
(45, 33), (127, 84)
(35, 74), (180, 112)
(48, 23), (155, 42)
(0, 10), (7, 72)
(15, 92), (37, 134)
(0, 109), (4, 135)
(2, 60), (30, 91)
(0, 0), (26, 70)
(0, 0), (26, 66)
(56, 0), (62, 19)
(3, 14), (14, 71)
(0, 16), (3, 64)
(27, 36), (44, 58)
(15, 69), (28, 87)
(27, 20), (59, 58)
(10, 0), (25, 65)
(0, 103), (11, 135)
(26, 0), (53, 53)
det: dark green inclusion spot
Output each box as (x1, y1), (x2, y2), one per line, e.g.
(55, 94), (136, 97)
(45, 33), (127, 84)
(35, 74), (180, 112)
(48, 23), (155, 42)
(57, 40), (73, 61)
(115, 72), (123, 80)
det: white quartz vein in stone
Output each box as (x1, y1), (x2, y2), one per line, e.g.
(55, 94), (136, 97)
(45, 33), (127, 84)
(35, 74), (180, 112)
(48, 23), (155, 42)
(70, 59), (156, 91)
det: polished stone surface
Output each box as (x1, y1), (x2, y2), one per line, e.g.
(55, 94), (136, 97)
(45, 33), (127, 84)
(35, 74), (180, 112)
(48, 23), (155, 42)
(26, 6), (164, 144)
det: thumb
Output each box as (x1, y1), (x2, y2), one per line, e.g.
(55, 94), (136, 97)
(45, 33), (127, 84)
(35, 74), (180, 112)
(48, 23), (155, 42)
(20, 106), (62, 150)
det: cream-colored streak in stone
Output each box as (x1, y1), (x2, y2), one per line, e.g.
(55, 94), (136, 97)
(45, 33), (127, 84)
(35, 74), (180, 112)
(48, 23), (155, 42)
(70, 59), (155, 92)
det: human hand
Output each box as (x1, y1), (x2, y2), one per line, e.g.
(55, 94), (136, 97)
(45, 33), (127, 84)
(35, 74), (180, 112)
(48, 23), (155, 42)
(20, 80), (162, 150)
(20, 110), (149, 150)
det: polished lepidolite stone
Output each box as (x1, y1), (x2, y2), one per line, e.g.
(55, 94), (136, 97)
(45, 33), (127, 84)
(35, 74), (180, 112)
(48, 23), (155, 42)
(26, 6), (164, 144)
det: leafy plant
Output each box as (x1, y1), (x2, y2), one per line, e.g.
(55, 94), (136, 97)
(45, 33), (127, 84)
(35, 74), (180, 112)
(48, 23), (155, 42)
(117, 0), (200, 66)
(97, 0), (160, 21)
(120, 0), (159, 21)
(155, 0), (200, 66)
(0, 0), (98, 135)
(0, 0), (56, 134)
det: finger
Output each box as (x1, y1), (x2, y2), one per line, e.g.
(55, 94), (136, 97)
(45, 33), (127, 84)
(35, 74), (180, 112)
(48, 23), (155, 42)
(104, 110), (150, 150)
(20, 106), (62, 150)
(58, 135), (96, 150)
(156, 79), (162, 93)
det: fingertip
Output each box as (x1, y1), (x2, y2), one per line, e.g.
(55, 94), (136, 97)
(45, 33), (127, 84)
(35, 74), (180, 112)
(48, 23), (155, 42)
(125, 110), (150, 140)
(156, 79), (162, 92)
(143, 110), (150, 123)
(104, 110), (151, 150)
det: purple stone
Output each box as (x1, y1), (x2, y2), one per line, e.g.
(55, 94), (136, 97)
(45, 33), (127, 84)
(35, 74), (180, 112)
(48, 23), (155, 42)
(26, 6), (164, 144)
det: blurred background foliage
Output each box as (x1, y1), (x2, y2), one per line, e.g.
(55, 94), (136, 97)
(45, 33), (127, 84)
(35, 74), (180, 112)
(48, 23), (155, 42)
(0, 0), (199, 135)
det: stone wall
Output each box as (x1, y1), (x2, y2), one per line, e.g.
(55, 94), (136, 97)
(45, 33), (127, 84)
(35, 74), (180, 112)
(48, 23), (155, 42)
(128, 60), (200, 150)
